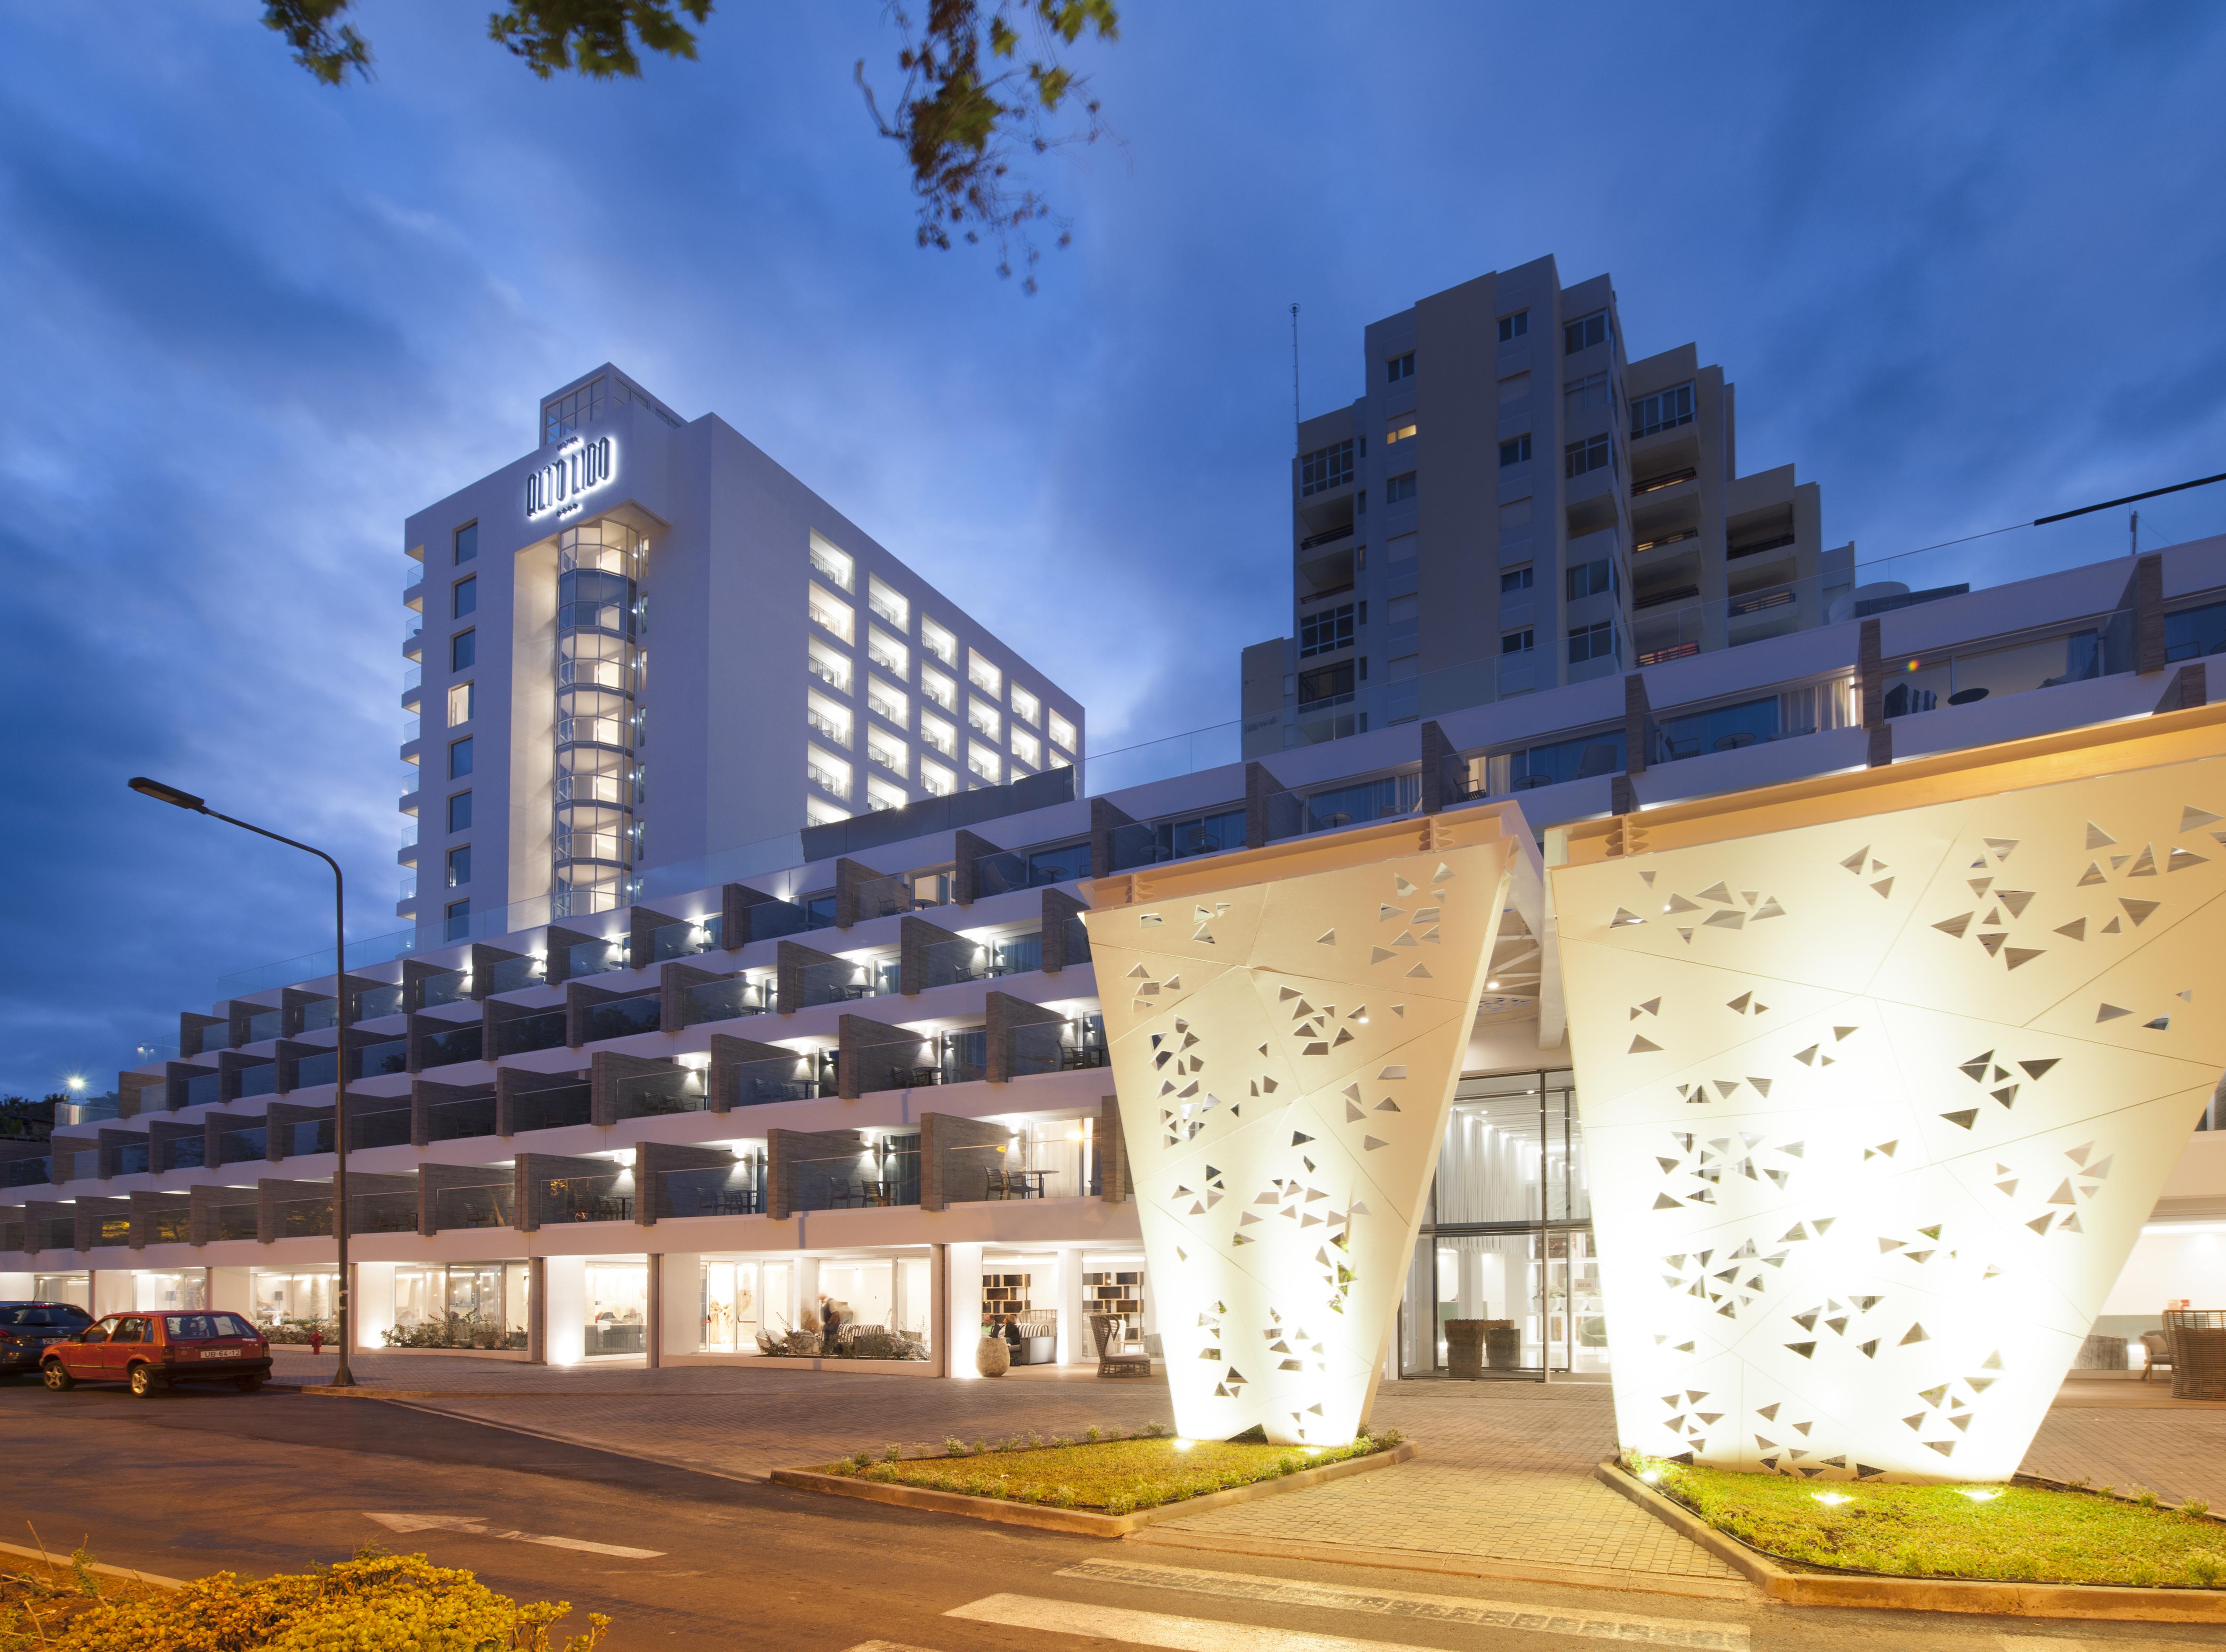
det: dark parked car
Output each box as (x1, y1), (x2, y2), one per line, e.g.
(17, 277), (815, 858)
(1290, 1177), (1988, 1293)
(0, 1302), (94, 1378)
(41, 1312), (272, 1396)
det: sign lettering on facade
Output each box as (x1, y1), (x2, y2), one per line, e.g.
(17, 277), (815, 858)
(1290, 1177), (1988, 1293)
(526, 435), (616, 523)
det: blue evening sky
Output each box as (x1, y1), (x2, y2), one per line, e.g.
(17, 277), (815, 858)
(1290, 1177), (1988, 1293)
(4, 2), (2223, 1093)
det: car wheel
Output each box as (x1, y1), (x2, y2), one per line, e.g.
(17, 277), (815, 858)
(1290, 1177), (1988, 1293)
(41, 1362), (74, 1391)
(233, 1376), (265, 1393)
(128, 1364), (165, 1397)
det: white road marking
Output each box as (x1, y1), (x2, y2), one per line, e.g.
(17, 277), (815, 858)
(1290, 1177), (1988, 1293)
(843, 1644), (944, 1652)
(2000, 1642), (2088, 1652)
(953, 1592), (1596, 1652)
(1058, 1559), (1749, 1649)
(361, 1512), (663, 1558)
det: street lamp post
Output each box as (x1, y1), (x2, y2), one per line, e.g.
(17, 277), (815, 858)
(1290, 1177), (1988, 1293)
(129, 777), (358, 1388)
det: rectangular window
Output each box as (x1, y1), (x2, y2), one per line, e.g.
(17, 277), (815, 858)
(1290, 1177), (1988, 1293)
(444, 899), (470, 943)
(1299, 440), (1356, 496)
(452, 576), (477, 619)
(447, 791), (472, 832)
(450, 629), (476, 671)
(1385, 472), (1417, 506)
(809, 585), (855, 642)
(1568, 621), (1615, 664)
(1011, 727), (1041, 768)
(808, 532), (853, 590)
(1298, 602), (1357, 658)
(807, 638), (852, 695)
(1048, 709), (1076, 753)
(866, 777), (907, 814)
(866, 680), (907, 728)
(807, 691), (853, 747)
(1385, 420), (1417, 444)
(919, 758), (955, 797)
(968, 697), (1002, 741)
(1010, 683), (1040, 725)
(1501, 629), (1535, 656)
(1500, 567), (1534, 595)
(448, 737), (474, 779)
(866, 732), (907, 777)
(1498, 310), (1529, 342)
(867, 575), (909, 630)
(920, 666), (956, 712)
(1564, 309), (1609, 354)
(968, 744), (1002, 784)
(920, 616), (956, 665)
(446, 845), (472, 888)
(1386, 352), (1414, 382)
(868, 627), (909, 678)
(1563, 370), (1611, 426)
(1565, 558), (1614, 601)
(1631, 381), (1697, 439)
(454, 522), (478, 564)
(920, 711), (957, 757)
(1564, 433), (1612, 478)
(967, 650), (1001, 695)
(447, 681), (476, 727)
(1297, 661), (1356, 706)
(1498, 435), (1531, 468)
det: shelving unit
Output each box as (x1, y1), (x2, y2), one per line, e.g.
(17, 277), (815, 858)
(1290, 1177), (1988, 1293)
(1084, 1269), (1144, 1349)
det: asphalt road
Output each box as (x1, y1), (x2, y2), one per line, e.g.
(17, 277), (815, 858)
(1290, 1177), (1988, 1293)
(0, 1376), (2208, 1652)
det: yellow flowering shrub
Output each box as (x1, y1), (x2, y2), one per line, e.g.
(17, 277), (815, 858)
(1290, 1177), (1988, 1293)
(5, 1549), (609, 1652)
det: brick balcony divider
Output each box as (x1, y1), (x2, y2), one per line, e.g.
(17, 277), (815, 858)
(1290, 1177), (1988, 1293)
(405, 1011), (436, 1074)
(589, 1051), (684, 1128)
(179, 1010), (225, 1058)
(706, 1032), (805, 1113)
(255, 1178), (333, 1244)
(628, 904), (686, 964)
(833, 857), (888, 928)
(47, 1132), (97, 1186)
(128, 1190), (191, 1249)
(272, 1040), (323, 1094)
(660, 959), (736, 1030)
(1097, 1095), (1129, 1203)
(898, 915), (966, 995)
(186, 1184), (256, 1246)
(97, 1127), (136, 1180)
(164, 1061), (208, 1110)
(226, 998), (272, 1050)
(402, 958), (456, 1013)
(481, 995), (550, 1060)
(775, 939), (849, 1015)
(417, 1161), (518, 1236)
(512, 1152), (619, 1233)
(1089, 796), (1136, 879)
(1244, 761), (1284, 850)
(721, 881), (781, 946)
(342, 1172), (418, 1235)
(71, 1197), (131, 1252)
(541, 925), (603, 985)
(918, 1112), (1013, 1211)
(217, 1050), (273, 1104)
(200, 1112), (230, 1171)
(2156, 662), (2208, 713)
(24, 1201), (72, 1254)
(264, 1101), (333, 1163)
(766, 1128), (866, 1221)
(839, 1013), (926, 1100)
(146, 1119), (202, 1174)
(1419, 721), (1456, 814)
(467, 943), (529, 999)
(1041, 887), (1089, 972)
(117, 1071), (165, 1118)
(951, 828), (1000, 905)
(635, 1140), (739, 1226)
(984, 991), (1064, 1084)
(279, 986), (326, 1037)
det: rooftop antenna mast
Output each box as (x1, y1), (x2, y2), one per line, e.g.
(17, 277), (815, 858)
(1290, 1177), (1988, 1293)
(1291, 303), (1301, 442)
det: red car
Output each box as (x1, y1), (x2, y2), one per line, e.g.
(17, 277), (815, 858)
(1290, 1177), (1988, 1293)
(41, 1312), (272, 1397)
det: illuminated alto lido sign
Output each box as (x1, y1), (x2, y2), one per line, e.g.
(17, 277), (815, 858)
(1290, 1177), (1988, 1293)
(525, 435), (617, 522)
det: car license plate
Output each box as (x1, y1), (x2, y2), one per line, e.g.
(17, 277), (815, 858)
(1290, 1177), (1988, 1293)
(204, 1349), (241, 1359)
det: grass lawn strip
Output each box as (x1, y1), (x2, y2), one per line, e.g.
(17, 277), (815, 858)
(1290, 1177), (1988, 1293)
(1630, 1453), (2226, 1589)
(823, 1430), (1399, 1515)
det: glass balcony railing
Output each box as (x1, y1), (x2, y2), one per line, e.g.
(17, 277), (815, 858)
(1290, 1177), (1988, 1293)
(280, 1119), (335, 1158)
(359, 984), (405, 1020)
(492, 1009), (567, 1059)
(237, 1064), (277, 1100)
(350, 1192), (419, 1235)
(419, 968), (471, 1008)
(217, 1125), (268, 1165)
(50, 1149), (97, 1183)
(168, 1137), (206, 1171)
(485, 954), (546, 994)
(419, 1023), (483, 1069)
(680, 976), (768, 1027)
(654, 1160), (764, 1220)
(269, 1196), (332, 1240)
(350, 1039), (409, 1081)
(974, 841), (1090, 896)
(147, 1209), (191, 1245)
(722, 1052), (822, 1108)
(246, 1010), (283, 1043)
(611, 1066), (705, 1122)
(793, 1136), (919, 1211)
(1264, 774), (1422, 842)
(793, 957), (881, 1011)
(182, 1071), (222, 1108)
(196, 1025), (237, 1055)
(433, 1182), (515, 1230)
(542, 1172), (634, 1224)
(352, 1106), (413, 1150)
(852, 873), (918, 922)
(650, 914), (722, 962)
(509, 1080), (591, 1134)
(5, 1157), (50, 1188)
(425, 1093), (497, 1143)
(567, 938), (628, 979)
(115, 1142), (151, 1177)
(293, 1051), (338, 1090)
(89, 1215), (133, 1248)
(1012, 1014), (1110, 1077)
(922, 934), (1036, 988)
(580, 994), (660, 1043)
(212, 1204), (259, 1242)
(1108, 809), (1245, 872)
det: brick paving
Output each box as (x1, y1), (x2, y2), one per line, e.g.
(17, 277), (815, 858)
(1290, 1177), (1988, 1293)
(278, 1347), (2226, 1586)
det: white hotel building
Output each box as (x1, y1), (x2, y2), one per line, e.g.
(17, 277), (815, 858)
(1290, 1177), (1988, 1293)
(5, 373), (2224, 1387)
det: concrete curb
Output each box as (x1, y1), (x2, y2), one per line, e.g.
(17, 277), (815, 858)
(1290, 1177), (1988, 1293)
(771, 1440), (1418, 1537)
(0, 1539), (184, 1590)
(1594, 1459), (2226, 1622)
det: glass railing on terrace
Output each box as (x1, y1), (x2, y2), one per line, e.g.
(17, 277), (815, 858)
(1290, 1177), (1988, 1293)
(492, 1009), (566, 1059)
(919, 934), (1011, 989)
(196, 1025), (236, 1055)
(611, 1066), (705, 1122)
(148, 1209), (191, 1245)
(183, 1071), (222, 1108)
(433, 1182), (515, 1230)
(1264, 774), (1421, 842)
(485, 954), (545, 994)
(722, 1051), (821, 1108)
(246, 1010), (282, 1043)
(654, 1160), (764, 1219)
(853, 872), (923, 922)
(425, 1093), (497, 1143)
(5, 1157), (50, 1188)
(352, 1106), (413, 1150)
(237, 1064), (277, 1100)
(580, 994), (660, 1042)
(420, 1023), (483, 1068)
(1108, 808), (1246, 873)
(350, 1039), (409, 1081)
(679, 976), (769, 1028)
(34, 1213), (76, 1249)
(1012, 1014), (1109, 1078)
(793, 956), (880, 1010)
(268, 1195), (332, 1240)
(212, 1203), (259, 1242)
(294, 1050), (338, 1089)
(115, 1142), (151, 1176)
(541, 1172), (634, 1223)
(50, 1149), (97, 1183)
(567, 937), (629, 979)
(420, 969), (471, 1008)
(349, 1191), (419, 1235)
(89, 1215), (132, 1248)
(975, 841), (1090, 896)
(509, 1080), (591, 1134)
(217, 1125), (267, 1165)
(792, 1145), (918, 1212)
(649, 914), (722, 962)
(169, 1137), (206, 1171)
(281, 1119), (335, 1158)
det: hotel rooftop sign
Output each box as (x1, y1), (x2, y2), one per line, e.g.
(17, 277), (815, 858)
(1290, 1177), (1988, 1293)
(526, 434), (616, 523)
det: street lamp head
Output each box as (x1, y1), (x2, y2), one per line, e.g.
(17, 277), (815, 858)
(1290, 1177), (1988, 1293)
(128, 776), (207, 812)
